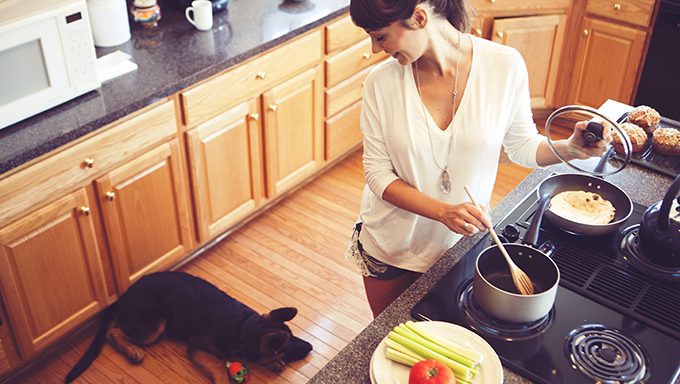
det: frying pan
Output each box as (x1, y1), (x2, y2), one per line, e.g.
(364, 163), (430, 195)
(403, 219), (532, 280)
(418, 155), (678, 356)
(525, 173), (633, 239)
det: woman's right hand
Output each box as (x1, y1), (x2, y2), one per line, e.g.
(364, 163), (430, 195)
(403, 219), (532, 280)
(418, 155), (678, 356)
(439, 202), (492, 236)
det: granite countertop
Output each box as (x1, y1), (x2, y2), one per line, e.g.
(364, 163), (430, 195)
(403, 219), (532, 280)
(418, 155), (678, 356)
(308, 163), (676, 384)
(0, 0), (349, 175)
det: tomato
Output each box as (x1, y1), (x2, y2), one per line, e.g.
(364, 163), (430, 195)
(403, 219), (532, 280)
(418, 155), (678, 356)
(408, 359), (456, 384)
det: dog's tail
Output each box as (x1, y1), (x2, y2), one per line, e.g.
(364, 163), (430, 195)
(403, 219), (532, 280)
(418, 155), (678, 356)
(64, 302), (118, 383)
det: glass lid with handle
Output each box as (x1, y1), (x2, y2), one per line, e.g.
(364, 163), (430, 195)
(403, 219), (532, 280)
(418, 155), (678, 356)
(545, 105), (632, 177)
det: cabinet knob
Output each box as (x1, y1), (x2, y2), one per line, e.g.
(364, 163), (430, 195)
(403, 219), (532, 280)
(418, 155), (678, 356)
(106, 191), (117, 201)
(583, 29), (590, 37)
(268, 103), (278, 112)
(473, 28), (482, 36)
(80, 206), (91, 216)
(489, 0), (496, 3)
(249, 112), (260, 121)
(496, 31), (505, 39)
(362, 52), (371, 59)
(83, 158), (95, 168)
(255, 71), (266, 80)
(613, 3), (621, 11)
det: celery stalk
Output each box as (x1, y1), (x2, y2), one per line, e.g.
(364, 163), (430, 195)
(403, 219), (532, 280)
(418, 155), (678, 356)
(388, 331), (473, 381)
(406, 321), (484, 364)
(385, 338), (425, 362)
(394, 324), (477, 370)
(385, 347), (420, 367)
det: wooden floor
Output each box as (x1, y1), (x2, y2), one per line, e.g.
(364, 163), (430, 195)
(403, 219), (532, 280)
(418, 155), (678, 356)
(7, 149), (531, 384)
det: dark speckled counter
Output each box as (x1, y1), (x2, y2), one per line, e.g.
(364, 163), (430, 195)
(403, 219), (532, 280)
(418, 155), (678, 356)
(308, 164), (677, 384)
(0, 0), (349, 175)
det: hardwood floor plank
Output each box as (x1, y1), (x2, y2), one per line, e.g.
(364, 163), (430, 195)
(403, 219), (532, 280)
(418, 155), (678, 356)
(231, 234), (369, 314)
(237, 230), (366, 299)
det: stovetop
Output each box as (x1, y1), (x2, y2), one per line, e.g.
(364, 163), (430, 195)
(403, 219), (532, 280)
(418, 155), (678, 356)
(412, 191), (680, 384)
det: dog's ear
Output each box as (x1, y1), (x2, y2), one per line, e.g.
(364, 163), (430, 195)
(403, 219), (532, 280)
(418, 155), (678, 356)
(263, 307), (297, 322)
(260, 330), (290, 353)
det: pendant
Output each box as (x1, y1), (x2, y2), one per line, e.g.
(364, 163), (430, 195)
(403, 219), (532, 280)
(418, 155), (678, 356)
(441, 169), (451, 194)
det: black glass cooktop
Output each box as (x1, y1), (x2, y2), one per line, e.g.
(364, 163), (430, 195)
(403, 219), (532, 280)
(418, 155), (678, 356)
(412, 191), (680, 384)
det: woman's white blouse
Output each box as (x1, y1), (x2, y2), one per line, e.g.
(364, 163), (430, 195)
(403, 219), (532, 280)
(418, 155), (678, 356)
(357, 35), (545, 273)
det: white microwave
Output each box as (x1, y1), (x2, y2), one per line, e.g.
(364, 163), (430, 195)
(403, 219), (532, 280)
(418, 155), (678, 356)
(0, 0), (100, 130)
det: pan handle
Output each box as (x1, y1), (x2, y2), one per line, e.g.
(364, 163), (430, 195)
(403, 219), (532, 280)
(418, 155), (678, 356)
(524, 195), (550, 247)
(592, 146), (615, 177)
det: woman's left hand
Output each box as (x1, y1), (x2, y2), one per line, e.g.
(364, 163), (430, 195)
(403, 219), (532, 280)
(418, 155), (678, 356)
(565, 121), (612, 160)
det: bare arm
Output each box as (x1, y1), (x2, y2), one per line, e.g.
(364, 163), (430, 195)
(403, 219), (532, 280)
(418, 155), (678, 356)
(381, 179), (491, 235)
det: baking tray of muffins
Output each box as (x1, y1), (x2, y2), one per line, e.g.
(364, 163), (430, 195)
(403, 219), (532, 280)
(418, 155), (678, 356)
(612, 105), (680, 178)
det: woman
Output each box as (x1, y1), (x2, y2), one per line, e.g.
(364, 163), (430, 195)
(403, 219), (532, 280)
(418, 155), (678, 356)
(347, 0), (609, 318)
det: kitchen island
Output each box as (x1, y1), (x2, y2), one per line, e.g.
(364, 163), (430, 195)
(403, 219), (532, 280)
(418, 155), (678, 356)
(309, 163), (676, 384)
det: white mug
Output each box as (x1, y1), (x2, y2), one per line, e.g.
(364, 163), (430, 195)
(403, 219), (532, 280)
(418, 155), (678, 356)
(185, 0), (213, 31)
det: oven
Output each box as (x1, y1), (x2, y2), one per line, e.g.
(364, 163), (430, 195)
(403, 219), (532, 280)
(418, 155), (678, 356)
(412, 190), (680, 383)
(635, 0), (680, 122)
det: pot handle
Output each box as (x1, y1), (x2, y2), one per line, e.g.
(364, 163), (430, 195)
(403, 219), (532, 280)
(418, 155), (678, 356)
(658, 173), (680, 230)
(524, 195), (550, 247)
(537, 241), (556, 257)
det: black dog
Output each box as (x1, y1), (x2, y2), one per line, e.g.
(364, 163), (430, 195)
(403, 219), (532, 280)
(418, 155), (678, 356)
(65, 271), (312, 383)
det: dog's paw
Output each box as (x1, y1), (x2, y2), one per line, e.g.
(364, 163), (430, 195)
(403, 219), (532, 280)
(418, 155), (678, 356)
(125, 345), (146, 364)
(266, 359), (286, 372)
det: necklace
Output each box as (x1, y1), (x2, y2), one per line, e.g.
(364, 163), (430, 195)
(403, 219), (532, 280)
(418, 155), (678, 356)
(413, 32), (461, 194)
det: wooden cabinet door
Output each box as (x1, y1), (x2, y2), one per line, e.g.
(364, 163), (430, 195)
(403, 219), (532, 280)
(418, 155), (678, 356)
(187, 99), (264, 242)
(568, 17), (646, 108)
(492, 14), (566, 108)
(325, 101), (362, 161)
(0, 188), (108, 357)
(96, 140), (193, 290)
(262, 65), (324, 197)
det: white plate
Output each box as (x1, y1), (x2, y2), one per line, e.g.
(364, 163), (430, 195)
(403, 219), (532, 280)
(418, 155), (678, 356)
(370, 321), (503, 384)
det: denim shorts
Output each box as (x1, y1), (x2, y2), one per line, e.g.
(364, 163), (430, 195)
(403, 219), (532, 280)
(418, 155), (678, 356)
(345, 222), (412, 280)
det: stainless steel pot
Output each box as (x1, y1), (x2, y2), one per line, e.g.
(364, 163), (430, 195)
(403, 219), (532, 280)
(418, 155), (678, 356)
(473, 243), (559, 323)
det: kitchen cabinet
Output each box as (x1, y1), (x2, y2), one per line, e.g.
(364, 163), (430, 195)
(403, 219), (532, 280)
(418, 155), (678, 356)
(566, 0), (652, 108)
(0, 99), (189, 358)
(95, 139), (193, 291)
(324, 15), (388, 161)
(262, 65), (324, 196)
(186, 99), (264, 242)
(181, 30), (323, 241)
(473, 0), (570, 109)
(491, 14), (566, 108)
(0, 187), (108, 357)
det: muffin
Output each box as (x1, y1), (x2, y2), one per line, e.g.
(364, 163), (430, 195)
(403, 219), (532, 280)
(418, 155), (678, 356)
(651, 127), (680, 156)
(612, 122), (648, 154)
(628, 105), (661, 134)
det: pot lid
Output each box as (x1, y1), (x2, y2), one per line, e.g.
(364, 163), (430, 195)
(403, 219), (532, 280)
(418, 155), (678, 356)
(545, 105), (632, 177)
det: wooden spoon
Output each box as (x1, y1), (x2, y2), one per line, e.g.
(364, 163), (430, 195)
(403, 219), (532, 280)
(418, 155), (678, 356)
(464, 186), (535, 295)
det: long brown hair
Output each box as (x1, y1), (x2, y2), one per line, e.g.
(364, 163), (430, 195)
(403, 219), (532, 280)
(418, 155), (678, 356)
(349, 0), (475, 32)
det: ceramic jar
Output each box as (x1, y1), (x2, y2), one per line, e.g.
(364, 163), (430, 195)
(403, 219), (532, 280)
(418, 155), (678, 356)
(131, 0), (162, 28)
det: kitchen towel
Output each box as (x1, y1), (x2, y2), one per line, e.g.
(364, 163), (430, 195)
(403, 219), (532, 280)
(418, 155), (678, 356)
(96, 51), (138, 83)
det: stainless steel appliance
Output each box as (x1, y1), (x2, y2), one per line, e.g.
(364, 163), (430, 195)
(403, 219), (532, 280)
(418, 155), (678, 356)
(412, 189), (680, 383)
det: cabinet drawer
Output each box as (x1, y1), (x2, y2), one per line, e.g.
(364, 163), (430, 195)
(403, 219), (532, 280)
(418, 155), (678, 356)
(326, 14), (366, 54)
(472, 0), (570, 14)
(326, 101), (362, 160)
(182, 30), (322, 128)
(0, 100), (177, 227)
(586, 0), (654, 27)
(326, 38), (386, 87)
(326, 65), (372, 118)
